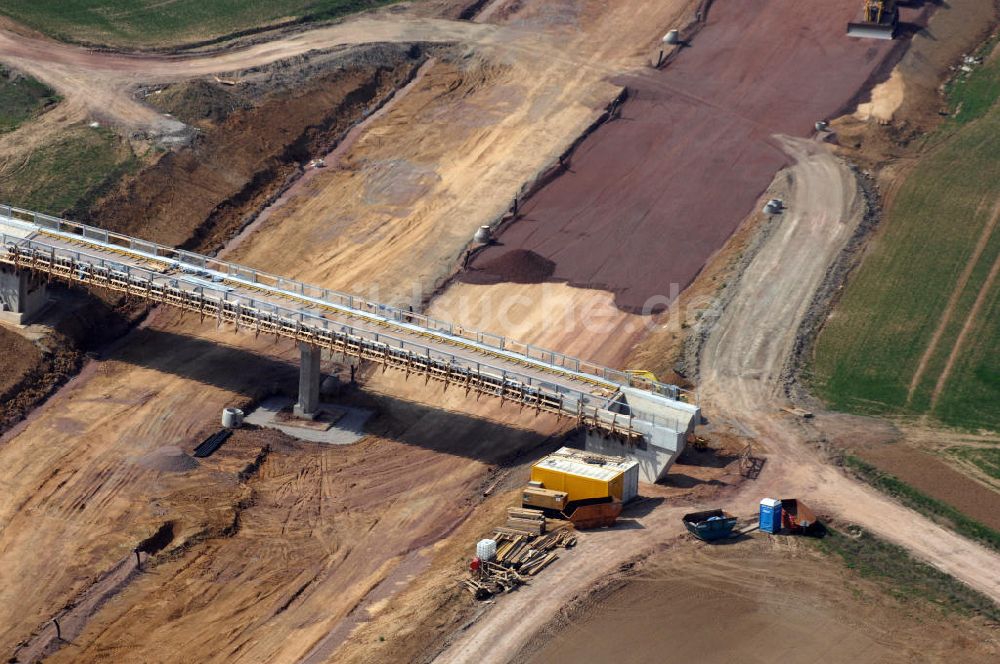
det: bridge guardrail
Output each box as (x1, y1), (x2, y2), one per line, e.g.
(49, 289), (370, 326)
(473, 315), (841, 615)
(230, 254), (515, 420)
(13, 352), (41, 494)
(0, 204), (694, 403)
(1, 234), (693, 435)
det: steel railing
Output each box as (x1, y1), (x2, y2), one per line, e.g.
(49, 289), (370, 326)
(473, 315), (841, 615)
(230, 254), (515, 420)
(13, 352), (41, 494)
(0, 204), (695, 403)
(3, 235), (685, 438)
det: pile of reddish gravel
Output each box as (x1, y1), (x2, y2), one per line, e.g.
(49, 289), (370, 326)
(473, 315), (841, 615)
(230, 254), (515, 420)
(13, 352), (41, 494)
(461, 249), (556, 284)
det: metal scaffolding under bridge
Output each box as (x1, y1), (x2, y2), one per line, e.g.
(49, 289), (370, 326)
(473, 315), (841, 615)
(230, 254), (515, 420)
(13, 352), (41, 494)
(0, 204), (700, 445)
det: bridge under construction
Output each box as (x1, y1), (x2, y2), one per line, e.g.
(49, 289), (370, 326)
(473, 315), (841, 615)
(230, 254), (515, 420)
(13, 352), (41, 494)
(0, 205), (699, 482)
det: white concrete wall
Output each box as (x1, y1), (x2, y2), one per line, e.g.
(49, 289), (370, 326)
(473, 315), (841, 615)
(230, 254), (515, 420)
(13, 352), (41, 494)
(584, 426), (686, 484)
(0, 266), (47, 324)
(583, 387), (699, 484)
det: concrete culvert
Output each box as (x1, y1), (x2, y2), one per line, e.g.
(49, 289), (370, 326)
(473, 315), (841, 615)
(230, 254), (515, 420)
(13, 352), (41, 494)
(221, 407), (244, 428)
(663, 30), (681, 45)
(474, 225), (492, 243)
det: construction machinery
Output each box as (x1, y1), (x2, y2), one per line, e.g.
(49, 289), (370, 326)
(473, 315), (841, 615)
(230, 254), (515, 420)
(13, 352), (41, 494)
(625, 369), (659, 383)
(847, 0), (898, 40)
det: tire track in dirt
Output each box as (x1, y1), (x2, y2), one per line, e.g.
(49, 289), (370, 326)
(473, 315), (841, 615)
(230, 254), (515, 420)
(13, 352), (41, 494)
(697, 138), (1000, 603)
(12, 545), (152, 663)
(908, 200), (1000, 403)
(929, 225), (1000, 408)
(443, 139), (1000, 664)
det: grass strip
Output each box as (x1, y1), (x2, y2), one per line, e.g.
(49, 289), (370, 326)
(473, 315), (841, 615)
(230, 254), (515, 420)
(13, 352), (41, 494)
(817, 524), (1000, 622)
(844, 454), (1000, 553)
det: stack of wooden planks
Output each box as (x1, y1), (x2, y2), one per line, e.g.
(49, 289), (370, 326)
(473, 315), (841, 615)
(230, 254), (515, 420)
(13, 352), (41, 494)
(460, 513), (578, 601)
(504, 507), (546, 535)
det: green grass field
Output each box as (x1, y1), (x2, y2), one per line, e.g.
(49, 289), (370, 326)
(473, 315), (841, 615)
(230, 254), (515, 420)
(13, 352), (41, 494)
(950, 447), (1000, 482)
(0, 125), (135, 215)
(0, 66), (59, 133)
(811, 41), (1000, 432)
(0, 0), (392, 49)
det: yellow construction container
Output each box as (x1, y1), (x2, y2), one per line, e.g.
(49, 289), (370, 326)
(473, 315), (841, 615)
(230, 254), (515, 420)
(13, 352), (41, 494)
(529, 447), (639, 503)
(522, 486), (569, 510)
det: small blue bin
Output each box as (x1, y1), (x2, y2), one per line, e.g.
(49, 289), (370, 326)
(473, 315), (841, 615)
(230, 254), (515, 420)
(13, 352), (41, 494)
(759, 498), (782, 533)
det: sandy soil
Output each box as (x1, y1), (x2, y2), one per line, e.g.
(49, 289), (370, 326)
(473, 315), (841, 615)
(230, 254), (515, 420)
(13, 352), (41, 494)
(433, 138), (1000, 663)
(428, 282), (647, 367)
(87, 44), (424, 251)
(858, 0), (999, 122)
(1, 1), (997, 663)
(696, 137), (1000, 600)
(813, 412), (1000, 529)
(519, 537), (998, 664)
(0, 16), (499, 135)
(225, 0), (697, 305)
(37, 404), (557, 664)
(0, 1), (701, 660)
(0, 325), (40, 396)
(856, 443), (1000, 531)
(467, 0), (930, 312)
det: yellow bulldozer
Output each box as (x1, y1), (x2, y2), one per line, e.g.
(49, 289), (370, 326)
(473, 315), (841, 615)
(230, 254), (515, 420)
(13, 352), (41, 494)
(847, 0), (899, 40)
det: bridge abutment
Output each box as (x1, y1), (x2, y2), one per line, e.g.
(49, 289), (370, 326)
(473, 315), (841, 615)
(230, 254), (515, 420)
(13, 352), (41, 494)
(585, 386), (701, 483)
(293, 342), (321, 419)
(0, 265), (47, 325)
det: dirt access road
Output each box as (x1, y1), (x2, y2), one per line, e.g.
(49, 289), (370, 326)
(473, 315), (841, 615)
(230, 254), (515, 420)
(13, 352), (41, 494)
(698, 137), (1000, 600)
(435, 138), (1000, 663)
(0, 16), (497, 135)
(0, 0), (699, 660)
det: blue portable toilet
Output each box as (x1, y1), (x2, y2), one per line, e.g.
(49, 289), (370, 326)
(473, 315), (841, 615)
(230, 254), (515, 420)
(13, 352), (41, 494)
(759, 498), (782, 533)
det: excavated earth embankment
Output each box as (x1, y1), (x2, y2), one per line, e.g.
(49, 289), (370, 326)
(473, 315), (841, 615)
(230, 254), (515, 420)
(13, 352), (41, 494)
(467, 0), (932, 312)
(84, 43), (429, 253)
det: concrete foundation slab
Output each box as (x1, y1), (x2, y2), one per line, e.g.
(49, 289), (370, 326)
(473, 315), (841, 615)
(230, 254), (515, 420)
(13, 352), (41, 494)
(245, 396), (373, 444)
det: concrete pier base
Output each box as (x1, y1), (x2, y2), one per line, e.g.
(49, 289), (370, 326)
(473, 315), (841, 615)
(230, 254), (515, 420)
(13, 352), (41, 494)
(0, 265), (47, 325)
(293, 342), (321, 419)
(584, 386), (701, 484)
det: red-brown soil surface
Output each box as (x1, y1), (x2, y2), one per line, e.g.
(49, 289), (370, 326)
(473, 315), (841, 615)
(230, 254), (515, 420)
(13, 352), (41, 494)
(517, 537), (999, 664)
(0, 326), (40, 396)
(469, 0), (929, 312)
(856, 443), (1000, 532)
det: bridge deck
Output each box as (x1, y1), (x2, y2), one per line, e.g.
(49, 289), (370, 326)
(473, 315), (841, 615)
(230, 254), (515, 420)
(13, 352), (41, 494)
(1, 205), (698, 439)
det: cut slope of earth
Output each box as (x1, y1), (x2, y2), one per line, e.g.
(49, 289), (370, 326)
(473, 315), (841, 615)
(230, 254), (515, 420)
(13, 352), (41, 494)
(86, 43), (425, 251)
(813, 41), (1000, 431)
(0, 327), (40, 396)
(467, 0), (929, 312)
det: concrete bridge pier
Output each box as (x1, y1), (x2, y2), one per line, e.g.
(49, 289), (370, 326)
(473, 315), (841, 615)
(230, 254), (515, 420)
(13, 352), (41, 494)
(0, 265), (47, 325)
(294, 342), (322, 419)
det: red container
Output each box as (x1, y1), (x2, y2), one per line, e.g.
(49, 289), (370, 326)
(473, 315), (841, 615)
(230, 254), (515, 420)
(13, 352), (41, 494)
(470, 556), (481, 572)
